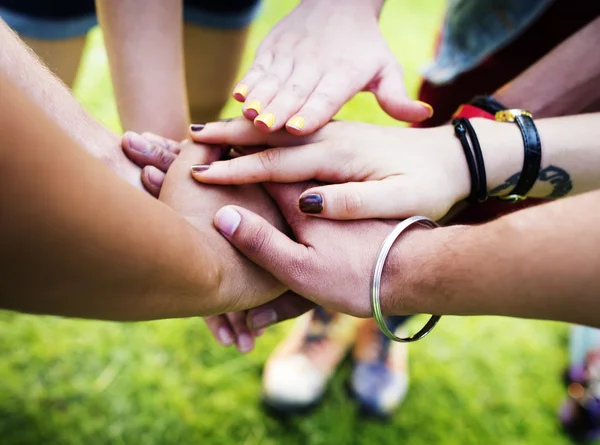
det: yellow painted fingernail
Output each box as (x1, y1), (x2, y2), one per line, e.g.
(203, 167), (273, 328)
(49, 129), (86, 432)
(416, 100), (434, 118)
(233, 84), (248, 100)
(245, 100), (262, 115)
(255, 112), (276, 128)
(286, 116), (306, 130)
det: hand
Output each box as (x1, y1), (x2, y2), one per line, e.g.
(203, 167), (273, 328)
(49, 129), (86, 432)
(122, 131), (316, 351)
(211, 181), (439, 319)
(189, 119), (471, 221)
(229, 0), (432, 135)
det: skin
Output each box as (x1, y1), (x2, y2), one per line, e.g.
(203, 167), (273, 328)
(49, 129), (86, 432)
(2, 16), (299, 352)
(232, 0), (431, 134)
(96, 0), (252, 139)
(493, 17), (600, 117)
(211, 185), (600, 328)
(125, 15), (600, 346)
(0, 18), (142, 189)
(187, 113), (600, 220)
(0, 73), (288, 321)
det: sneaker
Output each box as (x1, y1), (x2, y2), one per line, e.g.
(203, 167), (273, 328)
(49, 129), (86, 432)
(262, 307), (360, 413)
(560, 348), (600, 442)
(350, 317), (409, 418)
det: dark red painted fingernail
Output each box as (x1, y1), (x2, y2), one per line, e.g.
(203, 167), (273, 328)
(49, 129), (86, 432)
(190, 124), (205, 132)
(299, 194), (323, 214)
(191, 164), (210, 173)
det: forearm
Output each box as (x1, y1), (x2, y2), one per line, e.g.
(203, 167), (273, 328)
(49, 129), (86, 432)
(0, 19), (141, 188)
(463, 114), (600, 200)
(494, 16), (600, 118)
(391, 191), (600, 326)
(96, 0), (189, 139)
(0, 74), (218, 320)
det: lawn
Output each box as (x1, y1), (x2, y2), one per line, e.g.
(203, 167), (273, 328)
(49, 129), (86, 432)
(0, 1), (591, 444)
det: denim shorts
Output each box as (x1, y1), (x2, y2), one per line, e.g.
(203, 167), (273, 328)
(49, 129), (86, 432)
(0, 0), (262, 39)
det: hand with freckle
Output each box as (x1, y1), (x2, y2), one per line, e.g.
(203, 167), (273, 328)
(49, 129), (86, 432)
(223, 0), (433, 135)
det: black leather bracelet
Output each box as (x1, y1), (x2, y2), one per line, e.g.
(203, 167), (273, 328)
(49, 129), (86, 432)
(495, 110), (542, 202)
(452, 118), (481, 203)
(462, 118), (488, 202)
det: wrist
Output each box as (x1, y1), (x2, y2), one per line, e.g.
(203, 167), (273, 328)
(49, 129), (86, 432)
(467, 118), (525, 197)
(381, 224), (469, 316)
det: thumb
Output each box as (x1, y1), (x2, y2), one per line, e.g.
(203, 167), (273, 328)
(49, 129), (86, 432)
(371, 63), (433, 123)
(214, 206), (309, 285)
(297, 179), (423, 220)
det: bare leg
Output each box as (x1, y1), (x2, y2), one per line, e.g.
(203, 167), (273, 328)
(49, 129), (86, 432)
(183, 23), (249, 123)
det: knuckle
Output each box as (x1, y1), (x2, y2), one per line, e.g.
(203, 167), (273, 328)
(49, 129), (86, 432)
(312, 91), (338, 110)
(244, 224), (273, 258)
(340, 188), (364, 217)
(284, 254), (309, 290)
(282, 82), (309, 100)
(262, 72), (283, 88)
(157, 146), (174, 168)
(257, 148), (281, 172)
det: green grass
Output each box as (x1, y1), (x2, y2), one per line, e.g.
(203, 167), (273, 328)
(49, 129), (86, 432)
(1, 1), (592, 444)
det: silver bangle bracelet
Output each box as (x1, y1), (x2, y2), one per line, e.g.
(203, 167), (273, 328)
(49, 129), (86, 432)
(370, 216), (441, 343)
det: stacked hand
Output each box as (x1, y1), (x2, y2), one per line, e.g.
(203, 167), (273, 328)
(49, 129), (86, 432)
(122, 128), (448, 352)
(231, 0), (433, 134)
(189, 118), (471, 221)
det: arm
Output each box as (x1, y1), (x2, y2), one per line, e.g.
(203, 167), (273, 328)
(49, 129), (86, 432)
(96, 0), (189, 139)
(392, 189), (600, 327)
(186, 114), (600, 219)
(194, 181), (600, 328)
(0, 73), (283, 320)
(494, 16), (600, 117)
(0, 18), (142, 189)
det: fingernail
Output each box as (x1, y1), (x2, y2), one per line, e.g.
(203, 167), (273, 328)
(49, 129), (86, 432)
(233, 84), (249, 100)
(250, 309), (277, 330)
(299, 193), (324, 214)
(214, 207), (241, 237)
(124, 131), (151, 153)
(255, 112), (276, 129)
(237, 333), (254, 353)
(245, 100), (262, 115)
(416, 100), (434, 118)
(191, 164), (210, 173)
(190, 124), (205, 132)
(146, 168), (163, 188)
(286, 116), (305, 131)
(218, 327), (234, 346)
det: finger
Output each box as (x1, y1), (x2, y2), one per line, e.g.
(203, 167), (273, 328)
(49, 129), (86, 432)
(226, 311), (255, 353)
(263, 182), (315, 222)
(286, 72), (356, 135)
(191, 144), (351, 185)
(140, 132), (183, 154)
(122, 131), (178, 172)
(242, 55), (294, 123)
(232, 50), (274, 102)
(253, 65), (321, 133)
(370, 62), (433, 123)
(213, 205), (310, 291)
(246, 291), (316, 330)
(296, 178), (425, 220)
(141, 166), (165, 198)
(204, 315), (236, 347)
(189, 118), (320, 147)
